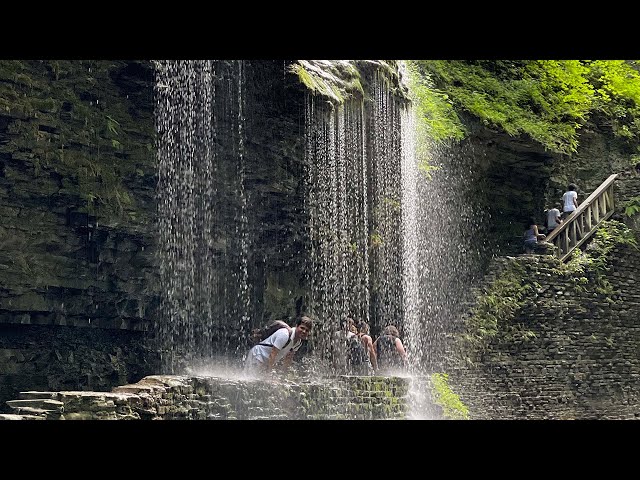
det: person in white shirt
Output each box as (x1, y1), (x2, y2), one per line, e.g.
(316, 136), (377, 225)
(546, 206), (563, 234)
(244, 315), (313, 375)
(562, 184), (579, 220)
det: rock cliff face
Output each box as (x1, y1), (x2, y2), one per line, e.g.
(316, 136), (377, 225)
(0, 60), (160, 404)
(1, 60), (638, 419)
(0, 60), (158, 331)
(456, 112), (637, 255)
(0, 59), (318, 402)
(0, 60), (410, 404)
(443, 171), (640, 419)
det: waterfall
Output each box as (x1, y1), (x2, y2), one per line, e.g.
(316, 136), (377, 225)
(304, 69), (408, 372)
(400, 88), (487, 418)
(154, 60), (482, 418)
(303, 61), (485, 417)
(155, 60), (251, 373)
(403, 139), (487, 374)
(304, 97), (371, 372)
(368, 71), (405, 333)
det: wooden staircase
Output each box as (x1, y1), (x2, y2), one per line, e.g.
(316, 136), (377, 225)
(545, 173), (619, 261)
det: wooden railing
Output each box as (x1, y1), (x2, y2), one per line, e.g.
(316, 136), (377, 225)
(545, 173), (619, 262)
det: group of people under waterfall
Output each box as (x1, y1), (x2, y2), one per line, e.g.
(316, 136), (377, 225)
(243, 314), (408, 378)
(332, 317), (408, 376)
(523, 183), (579, 254)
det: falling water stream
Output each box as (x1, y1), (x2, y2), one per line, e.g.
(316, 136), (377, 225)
(155, 60), (484, 418)
(304, 97), (371, 371)
(156, 60), (251, 373)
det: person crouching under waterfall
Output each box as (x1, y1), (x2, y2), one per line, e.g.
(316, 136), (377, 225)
(244, 315), (313, 376)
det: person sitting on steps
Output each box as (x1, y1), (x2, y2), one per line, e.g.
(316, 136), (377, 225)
(523, 217), (546, 254)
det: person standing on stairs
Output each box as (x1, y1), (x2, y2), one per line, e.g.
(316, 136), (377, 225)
(545, 205), (563, 235)
(562, 183), (579, 220)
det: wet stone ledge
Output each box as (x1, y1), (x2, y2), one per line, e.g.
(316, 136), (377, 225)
(1, 374), (411, 420)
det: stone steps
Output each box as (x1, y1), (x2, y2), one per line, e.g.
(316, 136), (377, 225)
(0, 413), (46, 420)
(17, 391), (59, 400)
(6, 398), (64, 414)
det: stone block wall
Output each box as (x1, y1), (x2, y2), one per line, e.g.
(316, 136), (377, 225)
(614, 171), (640, 233)
(446, 241), (640, 419)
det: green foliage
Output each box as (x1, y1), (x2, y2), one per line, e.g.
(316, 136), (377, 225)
(404, 60), (464, 178)
(413, 60), (640, 154)
(461, 261), (537, 357)
(564, 220), (638, 296)
(430, 373), (469, 420)
(14, 73), (34, 88)
(292, 60), (414, 108)
(416, 60), (594, 154)
(405, 61), (465, 143)
(370, 232), (383, 248)
(290, 60), (640, 162)
(622, 196), (640, 217)
(291, 64), (344, 104)
(106, 115), (120, 136)
(290, 61), (371, 104)
(583, 219), (638, 259)
(587, 60), (640, 143)
(382, 196), (401, 211)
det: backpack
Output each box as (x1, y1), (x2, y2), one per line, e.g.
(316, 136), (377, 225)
(376, 334), (403, 369)
(347, 335), (370, 372)
(251, 320), (292, 349)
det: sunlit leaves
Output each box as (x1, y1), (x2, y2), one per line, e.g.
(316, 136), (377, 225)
(413, 60), (640, 155)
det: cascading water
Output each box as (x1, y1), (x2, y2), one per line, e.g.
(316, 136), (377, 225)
(304, 68), (408, 373)
(155, 60), (251, 373)
(154, 59), (484, 418)
(304, 96), (371, 372)
(400, 104), (421, 365)
(219, 60), (251, 360)
(402, 140), (487, 374)
(399, 101), (436, 418)
(304, 61), (486, 417)
(400, 88), (489, 417)
(368, 71), (405, 333)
